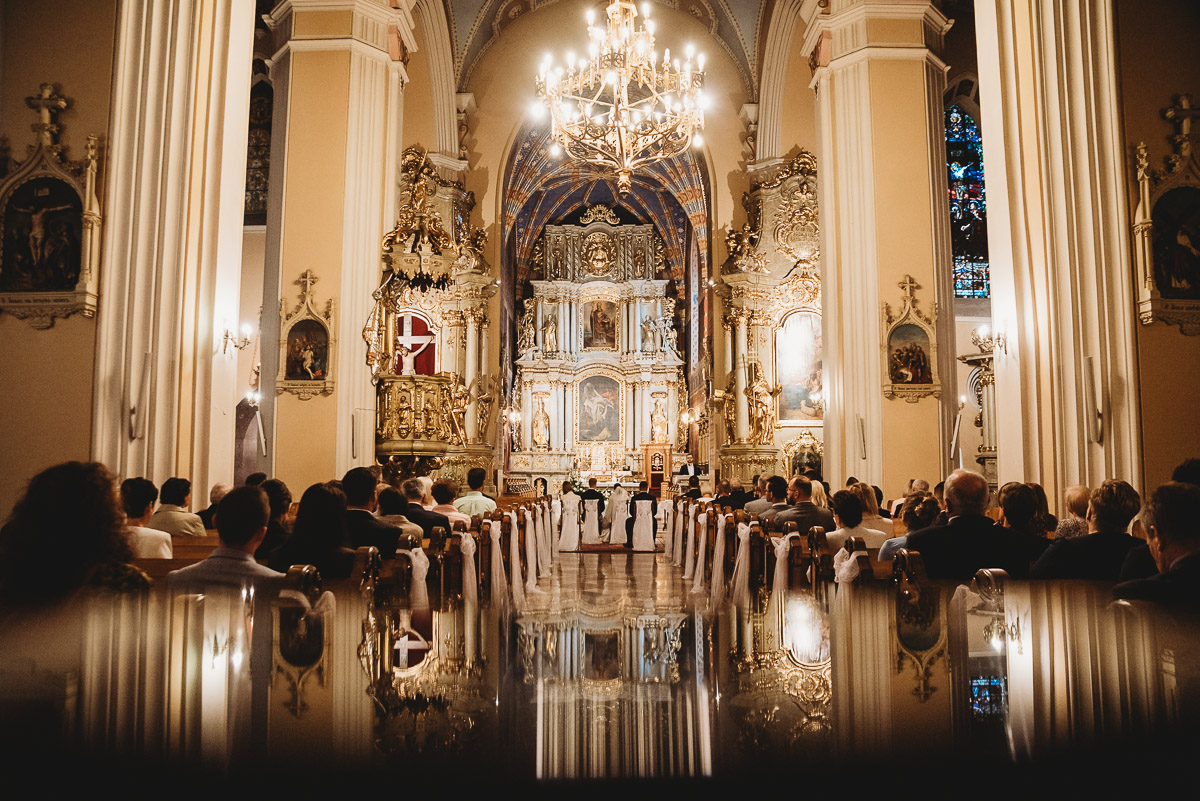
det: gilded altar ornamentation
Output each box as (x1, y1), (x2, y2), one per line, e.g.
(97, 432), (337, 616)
(1130, 94), (1200, 334)
(745, 362), (782, 445)
(582, 231), (616, 277)
(580, 204), (621, 225)
(475, 375), (499, 441)
(723, 222), (766, 275)
(376, 375), (454, 448)
(0, 84), (103, 328)
(278, 270), (336, 400)
(881, 274), (941, 402)
(542, 313), (558, 353)
(447, 373), (471, 445)
(453, 220), (488, 274)
(650, 393), (669, 443)
(517, 298), (537, 352)
(767, 152), (820, 263)
(531, 394), (551, 451)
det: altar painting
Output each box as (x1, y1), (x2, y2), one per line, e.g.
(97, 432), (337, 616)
(582, 300), (618, 350)
(577, 375), (622, 442)
(285, 319), (329, 381)
(1152, 186), (1200, 299)
(1, 176), (83, 292)
(888, 324), (933, 385)
(776, 311), (823, 424)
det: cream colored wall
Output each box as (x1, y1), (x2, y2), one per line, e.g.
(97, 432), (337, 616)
(272, 48), (351, 494)
(1115, 0), (1200, 489)
(462, 1), (750, 270)
(869, 59), (944, 503)
(400, 11), (438, 152)
(0, 0), (116, 514)
(239, 227), (267, 402)
(776, 19), (817, 161)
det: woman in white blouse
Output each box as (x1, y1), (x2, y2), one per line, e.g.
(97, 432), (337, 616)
(826, 489), (888, 552)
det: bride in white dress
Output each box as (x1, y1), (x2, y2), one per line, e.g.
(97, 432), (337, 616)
(558, 482), (581, 551)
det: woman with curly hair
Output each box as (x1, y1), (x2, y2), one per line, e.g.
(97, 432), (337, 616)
(0, 461), (148, 608)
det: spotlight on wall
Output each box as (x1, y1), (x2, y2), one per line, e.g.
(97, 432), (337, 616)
(223, 323), (253, 355)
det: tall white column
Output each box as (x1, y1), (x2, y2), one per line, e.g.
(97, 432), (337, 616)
(975, 0), (1141, 493)
(464, 307), (481, 439)
(733, 312), (750, 442)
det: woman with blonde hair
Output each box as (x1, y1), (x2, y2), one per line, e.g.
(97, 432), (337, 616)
(852, 481), (893, 536)
(810, 479), (829, 510)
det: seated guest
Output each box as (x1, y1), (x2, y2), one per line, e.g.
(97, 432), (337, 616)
(626, 480), (658, 546)
(197, 482), (231, 529)
(1027, 482), (1058, 538)
(342, 467), (402, 557)
(852, 482), (893, 536)
(431, 480), (472, 529)
(759, 475), (793, 524)
(1054, 484), (1092, 540)
(0, 462), (149, 608)
(581, 476), (606, 515)
(872, 485), (891, 519)
(905, 469), (1035, 579)
(745, 477), (774, 516)
(256, 479), (292, 560)
(417, 476), (435, 509)
(399, 477), (450, 541)
(728, 479), (750, 510)
(890, 479), (930, 517)
(682, 475), (703, 500)
(810, 479), (829, 510)
(998, 482), (1052, 563)
(149, 477), (207, 538)
(1114, 482), (1200, 610)
(453, 467), (497, 516)
(244, 472), (267, 487)
(1032, 478), (1140, 580)
(826, 490), (888, 551)
(880, 491), (941, 561)
(1121, 458), (1200, 582)
(269, 483), (356, 579)
(120, 477), (172, 558)
(775, 476), (836, 532)
(713, 480), (733, 509)
(168, 486), (284, 592)
(376, 487), (424, 544)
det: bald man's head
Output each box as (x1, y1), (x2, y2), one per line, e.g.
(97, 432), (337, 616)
(944, 469), (990, 517)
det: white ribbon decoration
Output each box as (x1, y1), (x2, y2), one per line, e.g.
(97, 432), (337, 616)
(672, 500), (686, 566)
(691, 512), (709, 594)
(682, 505), (698, 578)
(460, 531), (479, 662)
(729, 522), (752, 610)
(532, 506), (550, 577)
(764, 533), (800, 652)
(833, 546), (862, 583)
(487, 521), (508, 612)
(396, 546), (430, 613)
(523, 508), (539, 592)
(507, 510), (525, 610)
(708, 514), (728, 611)
(540, 502), (555, 563)
(660, 502), (672, 553)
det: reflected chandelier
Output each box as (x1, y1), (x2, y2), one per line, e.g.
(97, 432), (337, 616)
(535, 0), (706, 194)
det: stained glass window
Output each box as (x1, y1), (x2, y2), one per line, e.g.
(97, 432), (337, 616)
(946, 105), (989, 298)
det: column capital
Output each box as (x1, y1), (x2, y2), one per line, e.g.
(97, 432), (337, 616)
(269, 0), (416, 68)
(801, 0), (951, 75)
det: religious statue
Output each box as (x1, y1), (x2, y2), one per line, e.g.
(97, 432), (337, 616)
(656, 317), (679, 356)
(423, 393), (446, 440)
(447, 374), (471, 445)
(726, 222), (758, 260)
(517, 298), (537, 353)
(745, 363), (782, 445)
(640, 315), (657, 351)
(396, 332), (434, 376)
(531, 396), (550, 451)
(476, 375), (498, 441)
(721, 374), (737, 445)
(650, 398), (669, 443)
(454, 222), (488, 274)
(542, 313), (558, 353)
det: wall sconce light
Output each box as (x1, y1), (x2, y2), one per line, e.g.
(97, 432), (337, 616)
(681, 410), (693, 425)
(223, 323), (253, 355)
(971, 324), (1007, 355)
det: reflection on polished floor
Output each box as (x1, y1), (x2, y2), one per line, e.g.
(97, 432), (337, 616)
(1, 545), (1197, 787)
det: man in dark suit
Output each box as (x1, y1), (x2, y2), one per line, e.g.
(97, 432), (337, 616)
(727, 478), (750, 510)
(775, 476), (836, 533)
(713, 480), (734, 509)
(397, 476), (451, 542)
(905, 469), (1034, 580)
(758, 475), (792, 523)
(343, 466), (402, 557)
(581, 476), (606, 517)
(1032, 479), (1141, 580)
(1114, 482), (1200, 609)
(677, 453), (699, 477)
(682, 475), (703, 499)
(626, 480), (658, 547)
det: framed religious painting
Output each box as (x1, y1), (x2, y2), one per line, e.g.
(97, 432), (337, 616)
(581, 298), (619, 350)
(277, 270), (336, 400)
(775, 310), (824, 426)
(881, 274), (940, 402)
(0, 84), (102, 328)
(576, 373), (623, 442)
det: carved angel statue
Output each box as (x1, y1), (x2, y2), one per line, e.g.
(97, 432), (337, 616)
(726, 222), (758, 260)
(640, 315), (657, 352)
(720, 373), (738, 445)
(454, 222), (488, 274)
(531, 396), (551, 451)
(542, 313), (558, 353)
(655, 317), (679, 355)
(517, 299), (537, 353)
(745, 364), (782, 445)
(447, 374), (472, 445)
(650, 398), (669, 444)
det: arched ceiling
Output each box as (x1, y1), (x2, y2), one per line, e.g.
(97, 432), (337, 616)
(444, 0), (768, 98)
(503, 124), (711, 289)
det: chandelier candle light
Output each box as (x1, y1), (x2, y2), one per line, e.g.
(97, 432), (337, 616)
(535, 1), (707, 194)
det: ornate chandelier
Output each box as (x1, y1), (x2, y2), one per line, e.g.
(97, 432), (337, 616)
(535, 1), (706, 194)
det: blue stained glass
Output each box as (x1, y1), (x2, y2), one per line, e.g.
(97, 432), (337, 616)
(946, 105), (990, 298)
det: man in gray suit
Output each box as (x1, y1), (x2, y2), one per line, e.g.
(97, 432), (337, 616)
(775, 476), (836, 533)
(168, 486), (285, 593)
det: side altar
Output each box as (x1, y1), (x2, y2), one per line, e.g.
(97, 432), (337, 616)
(506, 205), (687, 491)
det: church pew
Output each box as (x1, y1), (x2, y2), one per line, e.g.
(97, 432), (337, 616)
(133, 557), (205, 580)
